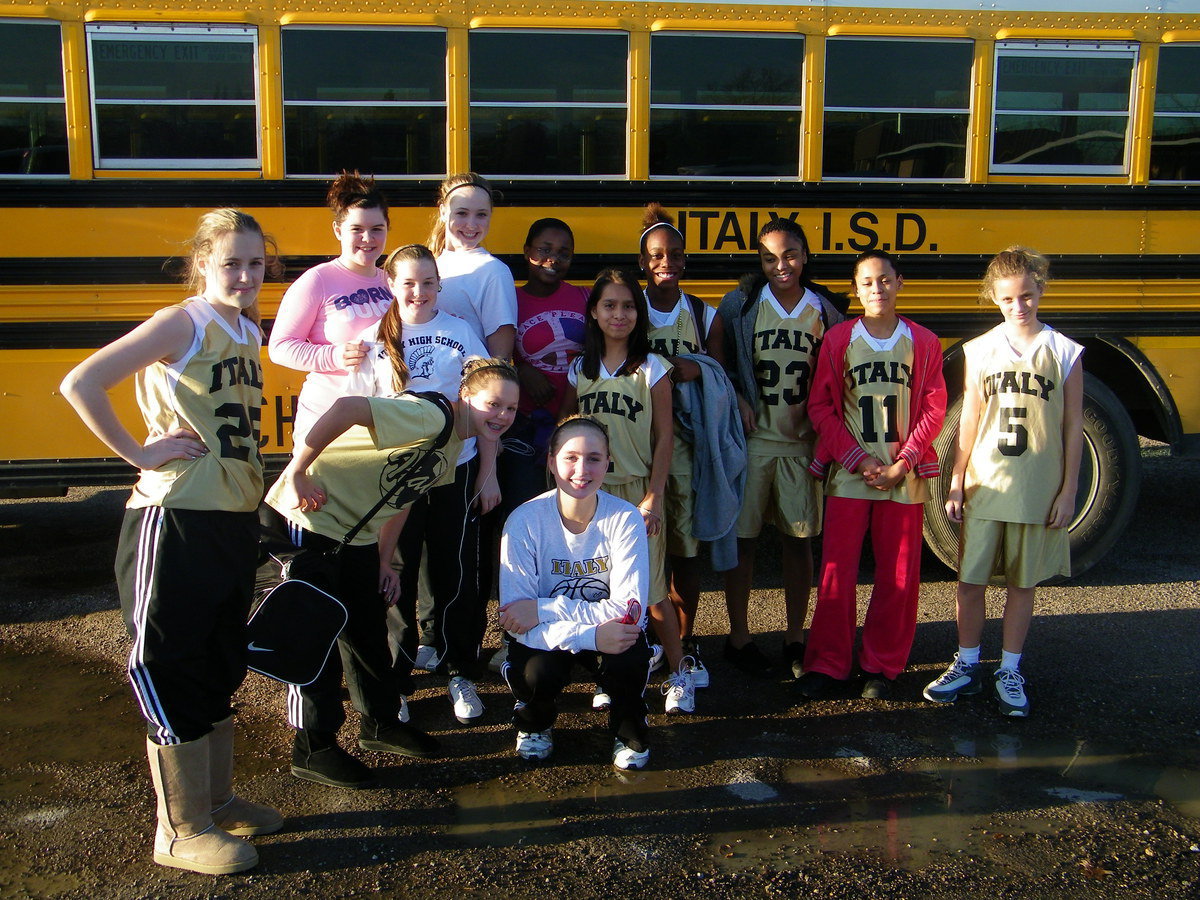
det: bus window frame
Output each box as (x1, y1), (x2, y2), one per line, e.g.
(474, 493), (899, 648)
(1149, 41), (1200, 184)
(85, 23), (261, 172)
(0, 17), (69, 180)
(647, 29), (806, 182)
(468, 26), (629, 180)
(821, 34), (974, 183)
(990, 40), (1138, 178)
(280, 23), (448, 180)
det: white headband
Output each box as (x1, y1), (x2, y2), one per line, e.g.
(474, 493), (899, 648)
(639, 221), (684, 248)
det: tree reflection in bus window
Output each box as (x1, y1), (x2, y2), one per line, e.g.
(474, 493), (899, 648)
(0, 21), (67, 176)
(649, 33), (804, 178)
(282, 27), (446, 177)
(1151, 44), (1200, 182)
(823, 37), (972, 180)
(469, 30), (627, 177)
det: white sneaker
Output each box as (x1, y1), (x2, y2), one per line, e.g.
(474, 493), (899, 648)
(592, 687), (612, 711)
(612, 738), (650, 771)
(662, 666), (696, 715)
(414, 644), (441, 671)
(516, 729), (553, 761)
(397, 694), (410, 724)
(648, 644), (665, 673)
(448, 676), (483, 724)
(684, 656), (709, 689)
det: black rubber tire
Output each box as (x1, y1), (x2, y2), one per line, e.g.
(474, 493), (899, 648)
(922, 373), (1142, 580)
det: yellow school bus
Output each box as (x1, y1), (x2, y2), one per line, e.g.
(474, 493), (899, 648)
(1, 0), (1197, 574)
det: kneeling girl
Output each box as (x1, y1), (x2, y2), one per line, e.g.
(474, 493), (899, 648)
(499, 416), (652, 771)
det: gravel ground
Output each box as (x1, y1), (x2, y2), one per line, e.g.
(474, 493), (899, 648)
(1, 441), (1198, 899)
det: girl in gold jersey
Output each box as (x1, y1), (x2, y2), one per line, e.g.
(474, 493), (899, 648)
(639, 202), (730, 707)
(562, 269), (686, 694)
(924, 247), (1083, 718)
(61, 210), (281, 875)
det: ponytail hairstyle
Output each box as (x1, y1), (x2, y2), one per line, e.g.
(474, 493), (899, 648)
(548, 414), (611, 459)
(580, 268), (651, 381)
(460, 356), (519, 399)
(429, 172), (495, 256)
(638, 201), (685, 255)
(852, 248), (902, 281)
(326, 170), (389, 226)
(740, 216), (814, 302)
(980, 246), (1050, 305)
(376, 243), (440, 392)
(183, 208), (279, 328)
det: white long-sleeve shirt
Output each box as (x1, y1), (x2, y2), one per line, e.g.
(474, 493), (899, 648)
(500, 489), (649, 653)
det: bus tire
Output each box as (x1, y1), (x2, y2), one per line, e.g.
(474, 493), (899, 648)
(921, 374), (1142, 580)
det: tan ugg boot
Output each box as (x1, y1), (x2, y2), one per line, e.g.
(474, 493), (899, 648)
(209, 717), (284, 836)
(146, 736), (259, 875)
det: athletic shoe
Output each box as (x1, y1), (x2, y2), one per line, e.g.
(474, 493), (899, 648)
(448, 676), (484, 724)
(681, 639), (709, 689)
(662, 665), (696, 715)
(795, 670), (836, 701)
(994, 668), (1031, 717)
(397, 695), (409, 724)
(722, 639), (775, 677)
(923, 654), (985, 703)
(516, 729), (553, 761)
(860, 673), (894, 700)
(414, 644), (440, 671)
(648, 643), (666, 673)
(783, 641), (806, 680)
(488, 643), (508, 674)
(612, 738), (650, 771)
(592, 688), (612, 711)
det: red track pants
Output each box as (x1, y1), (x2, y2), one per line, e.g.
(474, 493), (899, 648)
(803, 496), (924, 681)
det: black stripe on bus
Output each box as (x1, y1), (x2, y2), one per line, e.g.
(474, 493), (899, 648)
(5, 312), (1199, 350)
(3, 253), (1200, 285)
(1, 179), (1199, 211)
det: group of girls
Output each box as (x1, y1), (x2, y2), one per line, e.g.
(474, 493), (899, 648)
(719, 225), (1080, 726)
(60, 160), (1080, 871)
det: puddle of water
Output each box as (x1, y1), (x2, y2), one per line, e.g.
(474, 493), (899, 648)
(0, 650), (136, 773)
(449, 729), (1200, 875)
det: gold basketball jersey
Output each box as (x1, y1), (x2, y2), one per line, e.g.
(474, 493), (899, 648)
(750, 289), (826, 451)
(828, 322), (928, 504)
(965, 324), (1082, 524)
(128, 299), (264, 512)
(573, 356), (667, 486)
(647, 297), (705, 477)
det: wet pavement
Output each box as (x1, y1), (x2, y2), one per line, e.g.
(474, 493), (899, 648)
(1, 441), (1198, 897)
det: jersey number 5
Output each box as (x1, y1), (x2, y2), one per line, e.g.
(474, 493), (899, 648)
(998, 407), (1029, 457)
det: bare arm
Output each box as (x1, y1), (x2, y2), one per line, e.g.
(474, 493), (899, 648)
(277, 395), (374, 509)
(485, 325), (516, 361)
(639, 374), (674, 537)
(377, 509), (411, 606)
(60, 307), (206, 471)
(945, 363), (982, 524)
(474, 434), (501, 514)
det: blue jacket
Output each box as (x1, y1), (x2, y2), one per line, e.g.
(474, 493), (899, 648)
(673, 354), (747, 571)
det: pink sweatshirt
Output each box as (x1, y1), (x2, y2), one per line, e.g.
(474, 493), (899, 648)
(268, 259), (393, 449)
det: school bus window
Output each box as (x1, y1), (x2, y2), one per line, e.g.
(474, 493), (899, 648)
(991, 42), (1135, 176)
(1150, 44), (1200, 182)
(649, 33), (804, 178)
(0, 20), (67, 176)
(282, 27), (446, 177)
(823, 38), (971, 180)
(469, 30), (627, 177)
(86, 25), (259, 170)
